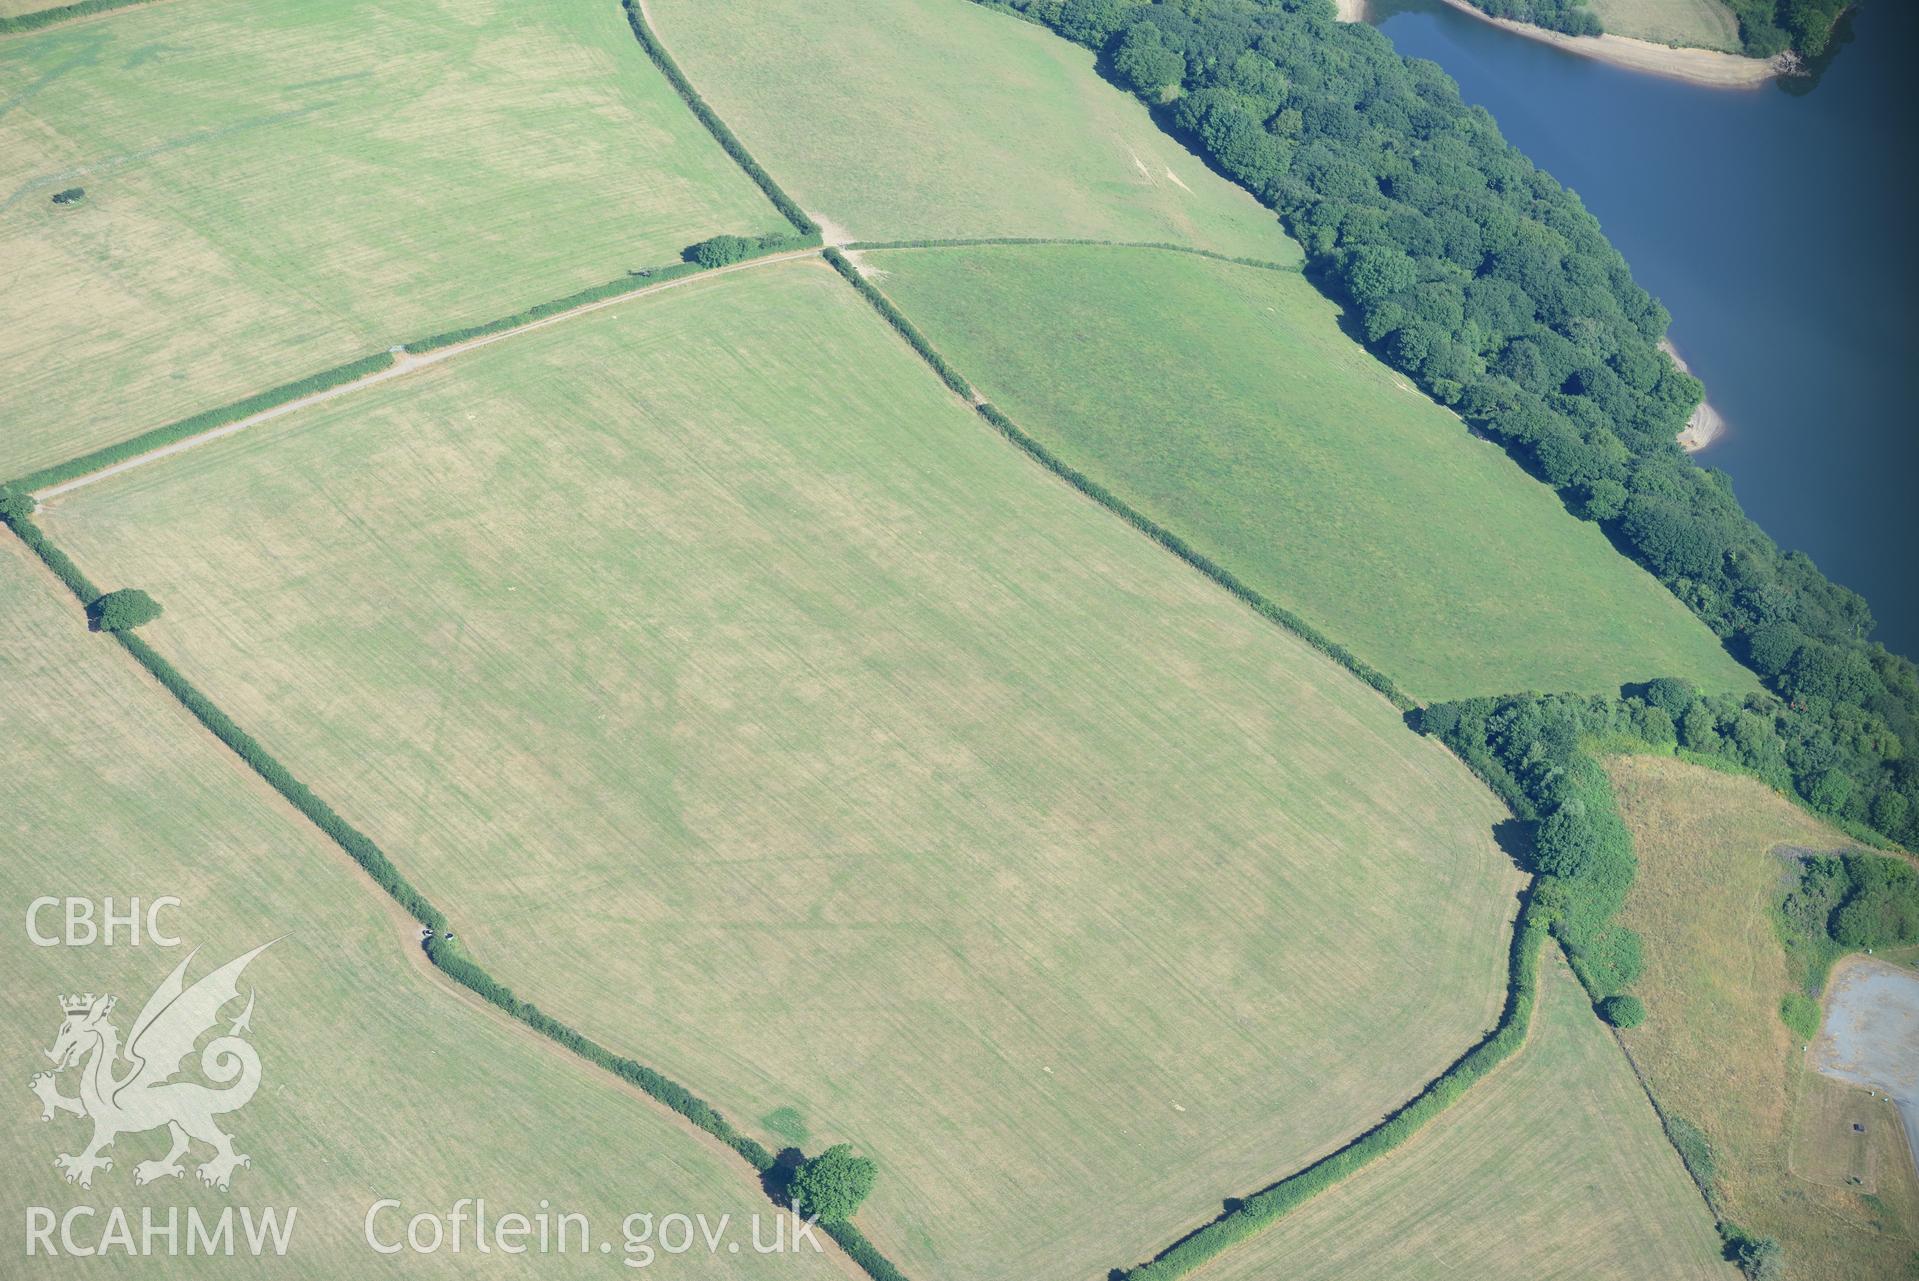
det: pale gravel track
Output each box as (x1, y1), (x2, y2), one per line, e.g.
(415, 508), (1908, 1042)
(33, 247), (820, 502)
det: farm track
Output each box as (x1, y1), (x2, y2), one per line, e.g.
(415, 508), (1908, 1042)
(32, 248), (821, 501)
(6, 3), (1561, 1277)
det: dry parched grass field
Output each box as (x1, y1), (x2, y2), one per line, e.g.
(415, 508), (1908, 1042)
(1609, 755), (1919, 1281)
(869, 243), (1754, 702)
(1197, 949), (1736, 1281)
(0, 539), (842, 1280)
(1587, 0), (1745, 52)
(0, 0), (785, 477)
(45, 259), (1524, 1281)
(647, 0), (1298, 260)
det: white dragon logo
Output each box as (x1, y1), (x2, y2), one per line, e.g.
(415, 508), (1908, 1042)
(28, 942), (275, 1192)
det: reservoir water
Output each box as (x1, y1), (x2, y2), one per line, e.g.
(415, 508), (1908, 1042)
(1366, 1), (1919, 659)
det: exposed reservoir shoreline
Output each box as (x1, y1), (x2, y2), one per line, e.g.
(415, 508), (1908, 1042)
(1339, 0), (1780, 89)
(1366, 0), (1919, 658)
(1661, 340), (1727, 453)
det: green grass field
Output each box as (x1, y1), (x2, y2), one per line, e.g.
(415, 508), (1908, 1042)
(646, 0), (1296, 260)
(0, 0), (785, 478)
(867, 243), (1751, 701)
(45, 258), (1523, 1280)
(1588, 0), (1744, 51)
(1198, 949), (1735, 1280)
(0, 538), (841, 1279)
(1609, 755), (1919, 1281)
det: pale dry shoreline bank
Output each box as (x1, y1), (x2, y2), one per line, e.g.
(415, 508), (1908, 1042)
(1661, 339), (1728, 453)
(1338, 0), (1780, 89)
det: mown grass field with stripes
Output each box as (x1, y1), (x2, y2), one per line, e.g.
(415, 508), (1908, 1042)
(0, 0), (783, 477)
(867, 242), (1753, 701)
(0, 537), (839, 1279)
(44, 258), (1526, 1280)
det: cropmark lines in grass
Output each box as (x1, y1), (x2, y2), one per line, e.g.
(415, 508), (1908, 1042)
(0, 507), (912, 1281)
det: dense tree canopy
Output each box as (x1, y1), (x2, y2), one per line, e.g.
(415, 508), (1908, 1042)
(1722, 0), (1850, 59)
(1597, 993), (1645, 1028)
(89, 587), (162, 632)
(789, 1144), (878, 1223)
(992, 0), (1918, 850)
(0, 484), (34, 523)
(1457, 0), (1601, 38)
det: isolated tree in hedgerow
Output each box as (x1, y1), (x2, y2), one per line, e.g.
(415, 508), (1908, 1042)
(1597, 993), (1645, 1028)
(0, 484), (34, 523)
(1733, 1235), (1785, 1281)
(686, 235), (753, 269)
(788, 1143), (876, 1223)
(88, 588), (163, 632)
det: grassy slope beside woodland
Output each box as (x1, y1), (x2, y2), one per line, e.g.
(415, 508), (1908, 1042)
(647, 0), (1297, 260)
(0, 0), (784, 476)
(0, 539), (840, 1281)
(42, 261), (1523, 1281)
(994, 0), (1919, 856)
(871, 242), (1750, 701)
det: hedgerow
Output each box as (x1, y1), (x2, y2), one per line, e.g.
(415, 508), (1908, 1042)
(0, 0), (154, 36)
(18, 244), (817, 492)
(1120, 901), (1548, 1279)
(12, 352), (395, 493)
(3, 514), (99, 602)
(823, 249), (976, 401)
(407, 237), (818, 353)
(0, 513), (912, 1281)
(822, 1221), (911, 1281)
(403, 263), (703, 353)
(619, 0), (816, 236)
(1421, 692), (1664, 1000)
(827, 252), (1411, 706)
(104, 631), (447, 933)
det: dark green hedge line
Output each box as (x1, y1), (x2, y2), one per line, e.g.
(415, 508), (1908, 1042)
(1122, 902), (1548, 1280)
(843, 237), (1299, 273)
(104, 630), (448, 934)
(12, 351), (395, 493)
(619, 0), (816, 236)
(4, 514), (99, 603)
(0, 0), (153, 36)
(406, 237), (818, 353)
(820, 1221), (911, 1281)
(404, 262), (701, 352)
(19, 242), (817, 492)
(823, 248), (976, 401)
(974, 400), (1409, 706)
(422, 937), (776, 1168)
(1423, 692), (1658, 1000)
(824, 247), (1409, 705)
(2, 513), (910, 1281)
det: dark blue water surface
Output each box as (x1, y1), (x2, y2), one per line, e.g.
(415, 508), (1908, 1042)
(1368, 1), (1918, 657)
